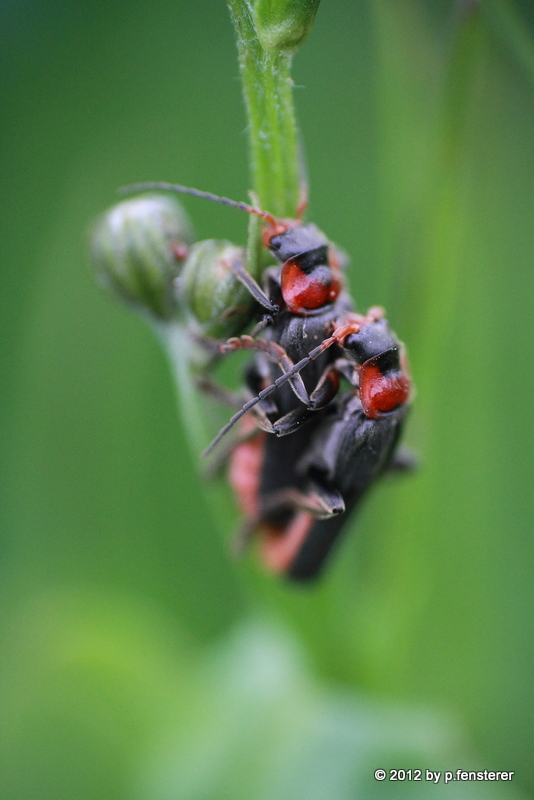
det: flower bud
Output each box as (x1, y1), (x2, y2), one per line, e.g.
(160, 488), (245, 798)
(179, 240), (254, 338)
(90, 194), (194, 320)
(254, 0), (321, 53)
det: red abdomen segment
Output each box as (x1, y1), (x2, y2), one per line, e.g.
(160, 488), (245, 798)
(259, 512), (316, 574)
(281, 260), (341, 314)
(228, 431), (316, 575)
(228, 429), (266, 518)
(359, 348), (411, 418)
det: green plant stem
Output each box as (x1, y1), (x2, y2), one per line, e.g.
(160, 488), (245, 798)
(227, 0), (300, 219)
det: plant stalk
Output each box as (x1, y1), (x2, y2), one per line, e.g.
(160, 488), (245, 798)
(227, 0), (301, 219)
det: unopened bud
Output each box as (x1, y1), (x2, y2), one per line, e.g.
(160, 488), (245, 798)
(90, 194), (194, 320)
(254, 0), (321, 53)
(179, 240), (254, 338)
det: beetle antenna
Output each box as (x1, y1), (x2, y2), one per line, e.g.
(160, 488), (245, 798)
(119, 182), (277, 226)
(202, 333), (342, 456)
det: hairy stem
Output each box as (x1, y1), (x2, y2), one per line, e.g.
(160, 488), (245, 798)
(227, 0), (301, 219)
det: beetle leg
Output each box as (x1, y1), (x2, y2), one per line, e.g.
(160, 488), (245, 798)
(245, 353), (280, 417)
(306, 365), (340, 409)
(256, 479), (346, 575)
(249, 400), (318, 437)
(260, 363), (343, 439)
(249, 314), (275, 337)
(270, 405), (318, 436)
(248, 403), (282, 434)
(222, 258), (278, 314)
(332, 357), (359, 387)
(195, 374), (309, 445)
(262, 266), (283, 292)
(195, 369), (296, 438)
(303, 480), (345, 517)
(233, 481), (345, 558)
(268, 364), (342, 437)
(260, 484), (345, 520)
(220, 335), (312, 407)
(247, 361), (343, 437)
(203, 331), (352, 456)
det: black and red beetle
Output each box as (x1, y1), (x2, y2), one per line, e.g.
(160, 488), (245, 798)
(230, 392), (409, 580)
(123, 182), (413, 579)
(227, 315), (412, 580)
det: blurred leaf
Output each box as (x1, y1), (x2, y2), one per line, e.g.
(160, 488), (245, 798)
(136, 620), (525, 800)
(484, 0), (534, 84)
(0, 587), (194, 800)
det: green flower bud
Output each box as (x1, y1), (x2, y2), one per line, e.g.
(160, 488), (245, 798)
(90, 194), (194, 321)
(179, 240), (254, 339)
(253, 0), (321, 53)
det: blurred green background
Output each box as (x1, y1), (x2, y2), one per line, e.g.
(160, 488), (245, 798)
(1, 1), (533, 798)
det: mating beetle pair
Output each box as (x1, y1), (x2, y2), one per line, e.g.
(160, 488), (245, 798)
(116, 182), (413, 580)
